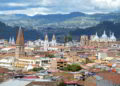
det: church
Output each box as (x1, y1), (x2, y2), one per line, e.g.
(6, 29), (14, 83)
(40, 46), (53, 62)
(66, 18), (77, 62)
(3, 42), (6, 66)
(26, 34), (57, 51)
(80, 31), (119, 48)
(91, 31), (116, 42)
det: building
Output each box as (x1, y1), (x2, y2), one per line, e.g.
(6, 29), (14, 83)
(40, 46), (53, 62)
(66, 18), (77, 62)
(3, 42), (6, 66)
(9, 37), (15, 45)
(80, 31), (119, 48)
(49, 58), (67, 70)
(50, 34), (57, 47)
(14, 57), (51, 70)
(15, 27), (25, 58)
(91, 31), (116, 42)
(44, 34), (49, 51)
(80, 35), (89, 46)
(96, 71), (120, 86)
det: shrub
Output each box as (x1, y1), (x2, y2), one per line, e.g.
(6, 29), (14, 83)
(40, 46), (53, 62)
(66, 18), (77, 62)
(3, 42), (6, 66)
(32, 67), (44, 72)
(63, 64), (82, 72)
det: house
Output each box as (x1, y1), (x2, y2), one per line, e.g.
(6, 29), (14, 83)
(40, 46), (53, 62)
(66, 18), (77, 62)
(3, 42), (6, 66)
(96, 71), (120, 86)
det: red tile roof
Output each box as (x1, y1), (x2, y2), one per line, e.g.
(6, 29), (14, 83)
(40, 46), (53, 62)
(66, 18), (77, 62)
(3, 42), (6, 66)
(97, 72), (120, 84)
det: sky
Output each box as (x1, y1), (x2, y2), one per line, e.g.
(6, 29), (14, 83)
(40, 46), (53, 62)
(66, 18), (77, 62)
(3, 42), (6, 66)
(0, 0), (120, 16)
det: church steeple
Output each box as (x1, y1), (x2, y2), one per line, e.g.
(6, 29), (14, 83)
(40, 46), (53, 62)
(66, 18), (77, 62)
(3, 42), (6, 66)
(44, 34), (49, 51)
(44, 34), (48, 41)
(11, 37), (15, 45)
(51, 34), (56, 46)
(52, 34), (56, 40)
(16, 26), (24, 46)
(9, 37), (12, 44)
(15, 26), (25, 58)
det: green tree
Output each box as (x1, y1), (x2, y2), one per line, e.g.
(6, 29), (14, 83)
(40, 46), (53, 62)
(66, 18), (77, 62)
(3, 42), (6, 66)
(32, 67), (44, 72)
(67, 34), (72, 42)
(64, 34), (73, 46)
(48, 54), (55, 58)
(63, 64), (82, 72)
(58, 81), (66, 86)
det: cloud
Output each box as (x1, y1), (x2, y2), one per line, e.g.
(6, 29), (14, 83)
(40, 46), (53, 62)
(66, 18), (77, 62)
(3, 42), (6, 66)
(0, 0), (120, 16)
(7, 3), (29, 7)
(0, 7), (51, 16)
(91, 0), (120, 10)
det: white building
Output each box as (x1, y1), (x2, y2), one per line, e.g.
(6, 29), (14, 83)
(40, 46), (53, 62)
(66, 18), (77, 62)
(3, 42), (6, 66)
(9, 37), (15, 45)
(26, 34), (57, 51)
(91, 31), (116, 42)
(0, 57), (14, 68)
(97, 52), (108, 60)
(50, 34), (57, 46)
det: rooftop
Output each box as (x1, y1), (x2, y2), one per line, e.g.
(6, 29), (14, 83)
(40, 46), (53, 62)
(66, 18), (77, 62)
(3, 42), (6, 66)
(97, 71), (120, 84)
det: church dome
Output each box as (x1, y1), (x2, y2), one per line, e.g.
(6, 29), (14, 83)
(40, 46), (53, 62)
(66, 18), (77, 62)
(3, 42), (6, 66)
(93, 32), (99, 41)
(110, 33), (116, 41)
(101, 30), (108, 39)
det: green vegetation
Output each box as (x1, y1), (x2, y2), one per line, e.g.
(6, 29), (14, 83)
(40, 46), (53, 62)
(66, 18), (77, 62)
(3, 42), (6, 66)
(47, 54), (55, 58)
(64, 34), (72, 45)
(32, 67), (44, 72)
(63, 64), (82, 72)
(58, 81), (66, 86)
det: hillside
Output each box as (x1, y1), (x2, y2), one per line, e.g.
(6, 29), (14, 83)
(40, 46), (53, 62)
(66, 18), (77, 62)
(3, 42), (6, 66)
(1, 12), (120, 30)
(2, 12), (120, 30)
(0, 21), (43, 41)
(0, 21), (120, 42)
(70, 21), (120, 40)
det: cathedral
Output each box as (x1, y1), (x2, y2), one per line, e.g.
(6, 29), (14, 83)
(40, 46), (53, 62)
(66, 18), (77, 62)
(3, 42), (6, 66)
(44, 34), (57, 51)
(91, 31), (116, 42)
(26, 34), (57, 51)
(80, 31), (119, 48)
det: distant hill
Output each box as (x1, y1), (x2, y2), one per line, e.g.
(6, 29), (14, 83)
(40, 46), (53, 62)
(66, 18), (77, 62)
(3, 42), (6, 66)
(0, 12), (120, 41)
(70, 21), (120, 40)
(0, 12), (87, 29)
(2, 12), (120, 30)
(1, 12), (120, 30)
(0, 21), (70, 41)
(0, 21), (120, 41)
(0, 21), (43, 41)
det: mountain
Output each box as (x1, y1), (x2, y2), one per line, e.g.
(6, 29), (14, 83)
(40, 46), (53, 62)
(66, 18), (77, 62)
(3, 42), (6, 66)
(70, 21), (120, 40)
(1, 12), (120, 30)
(0, 12), (98, 29)
(0, 21), (43, 41)
(0, 21), (120, 42)
(1, 12), (120, 41)
(0, 21), (71, 42)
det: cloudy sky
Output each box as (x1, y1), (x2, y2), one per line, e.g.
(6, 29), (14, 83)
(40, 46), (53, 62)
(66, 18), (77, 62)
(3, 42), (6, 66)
(0, 0), (120, 16)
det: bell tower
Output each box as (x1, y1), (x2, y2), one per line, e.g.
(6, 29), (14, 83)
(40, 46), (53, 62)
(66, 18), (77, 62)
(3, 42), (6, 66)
(44, 34), (49, 51)
(51, 34), (56, 46)
(15, 27), (25, 58)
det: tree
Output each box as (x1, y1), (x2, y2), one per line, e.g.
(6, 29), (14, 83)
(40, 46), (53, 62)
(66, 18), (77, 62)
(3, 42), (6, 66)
(63, 64), (82, 72)
(67, 34), (72, 42)
(47, 54), (55, 58)
(58, 81), (66, 86)
(64, 34), (73, 46)
(32, 67), (44, 72)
